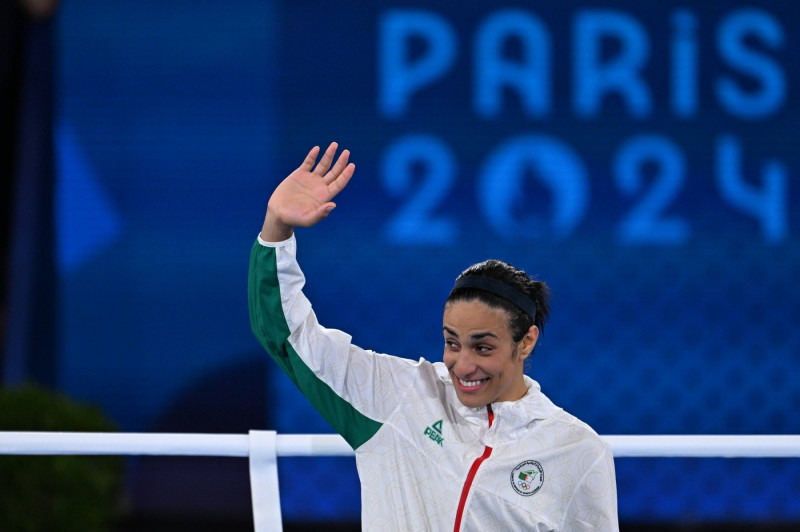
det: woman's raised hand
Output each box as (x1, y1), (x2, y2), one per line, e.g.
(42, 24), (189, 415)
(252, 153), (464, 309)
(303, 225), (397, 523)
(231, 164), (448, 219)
(261, 142), (355, 241)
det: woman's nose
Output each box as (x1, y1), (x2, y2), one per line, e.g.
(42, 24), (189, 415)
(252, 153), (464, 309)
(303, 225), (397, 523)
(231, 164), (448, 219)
(452, 351), (477, 376)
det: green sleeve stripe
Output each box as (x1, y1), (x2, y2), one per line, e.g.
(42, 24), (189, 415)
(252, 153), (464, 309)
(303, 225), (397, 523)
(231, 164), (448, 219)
(248, 240), (382, 449)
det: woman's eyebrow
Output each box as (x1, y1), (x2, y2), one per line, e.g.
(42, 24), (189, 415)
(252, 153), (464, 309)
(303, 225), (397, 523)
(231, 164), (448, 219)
(443, 326), (497, 341)
(443, 326), (458, 338)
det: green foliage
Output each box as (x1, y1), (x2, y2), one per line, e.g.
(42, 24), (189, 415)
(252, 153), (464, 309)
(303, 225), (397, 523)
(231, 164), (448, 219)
(0, 384), (124, 532)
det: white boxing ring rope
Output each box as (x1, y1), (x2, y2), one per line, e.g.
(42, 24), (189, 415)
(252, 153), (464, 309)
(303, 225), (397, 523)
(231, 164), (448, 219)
(2, 432), (800, 458)
(2, 432), (799, 531)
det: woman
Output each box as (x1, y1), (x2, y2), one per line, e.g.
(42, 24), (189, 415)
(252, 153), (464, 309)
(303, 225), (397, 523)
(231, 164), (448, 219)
(249, 143), (619, 530)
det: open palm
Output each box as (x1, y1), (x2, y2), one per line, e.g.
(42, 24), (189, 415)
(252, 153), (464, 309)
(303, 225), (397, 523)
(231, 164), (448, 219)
(268, 142), (355, 228)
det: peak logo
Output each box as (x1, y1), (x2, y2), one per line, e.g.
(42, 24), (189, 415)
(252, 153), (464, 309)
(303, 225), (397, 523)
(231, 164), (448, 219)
(423, 419), (444, 447)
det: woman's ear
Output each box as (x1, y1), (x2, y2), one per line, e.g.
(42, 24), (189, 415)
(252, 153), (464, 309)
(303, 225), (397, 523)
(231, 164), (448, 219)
(518, 325), (539, 361)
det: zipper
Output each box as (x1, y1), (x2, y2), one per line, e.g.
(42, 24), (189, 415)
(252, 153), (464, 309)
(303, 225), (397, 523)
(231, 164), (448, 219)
(453, 405), (494, 532)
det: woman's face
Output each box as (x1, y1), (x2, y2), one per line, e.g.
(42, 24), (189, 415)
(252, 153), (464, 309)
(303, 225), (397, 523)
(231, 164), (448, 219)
(442, 300), (538, 409)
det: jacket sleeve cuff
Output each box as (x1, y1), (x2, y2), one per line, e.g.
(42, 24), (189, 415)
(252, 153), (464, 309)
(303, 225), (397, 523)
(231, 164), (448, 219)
(256, 233), (295, 247)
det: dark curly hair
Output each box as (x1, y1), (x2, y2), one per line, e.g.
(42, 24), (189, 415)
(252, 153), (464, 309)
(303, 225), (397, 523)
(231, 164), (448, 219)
(446, 259), (550, 344)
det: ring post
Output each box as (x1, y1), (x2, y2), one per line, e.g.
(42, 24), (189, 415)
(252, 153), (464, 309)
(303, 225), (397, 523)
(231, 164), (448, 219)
(249, 430), (283, 531)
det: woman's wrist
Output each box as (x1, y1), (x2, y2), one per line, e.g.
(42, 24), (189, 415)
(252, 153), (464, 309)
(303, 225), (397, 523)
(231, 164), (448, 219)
(260, 207), (294, 242)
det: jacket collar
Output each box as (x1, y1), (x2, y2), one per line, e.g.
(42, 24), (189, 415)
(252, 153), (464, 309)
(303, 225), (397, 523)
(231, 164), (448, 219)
(437, 365), (558, 435)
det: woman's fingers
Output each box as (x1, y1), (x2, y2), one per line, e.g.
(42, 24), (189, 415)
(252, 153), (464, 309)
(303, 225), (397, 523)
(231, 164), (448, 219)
(322, 149), (350, 185)
(296, 142), (354, 201)
(327, 163), (355, 197)
(299, 145), (321, 172)
(312, 142), (338, 176)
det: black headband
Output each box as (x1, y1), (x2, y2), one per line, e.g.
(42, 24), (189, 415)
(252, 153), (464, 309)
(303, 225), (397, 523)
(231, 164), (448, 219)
(450, 276), (537, 322)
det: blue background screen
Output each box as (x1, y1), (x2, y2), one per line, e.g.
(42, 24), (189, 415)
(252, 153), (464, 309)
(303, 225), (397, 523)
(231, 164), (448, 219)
(54, 0), (799, 523)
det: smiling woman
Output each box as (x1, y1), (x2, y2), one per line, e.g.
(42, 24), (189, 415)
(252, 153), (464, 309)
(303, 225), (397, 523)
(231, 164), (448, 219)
(249, 142), (618, 531)
(443, 298), (536, 408)
(444, 258), (551, 409)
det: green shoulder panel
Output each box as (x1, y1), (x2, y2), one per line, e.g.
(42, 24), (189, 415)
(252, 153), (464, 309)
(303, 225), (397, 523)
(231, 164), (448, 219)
(248, 240), (382, 449)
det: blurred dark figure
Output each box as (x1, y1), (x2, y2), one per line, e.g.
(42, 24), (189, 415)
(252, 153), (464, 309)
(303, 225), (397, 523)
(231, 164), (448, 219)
(1, 0), (61, 385)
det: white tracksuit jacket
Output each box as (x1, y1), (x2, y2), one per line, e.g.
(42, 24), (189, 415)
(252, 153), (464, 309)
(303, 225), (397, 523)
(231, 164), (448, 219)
(249, 235), (619, 531)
